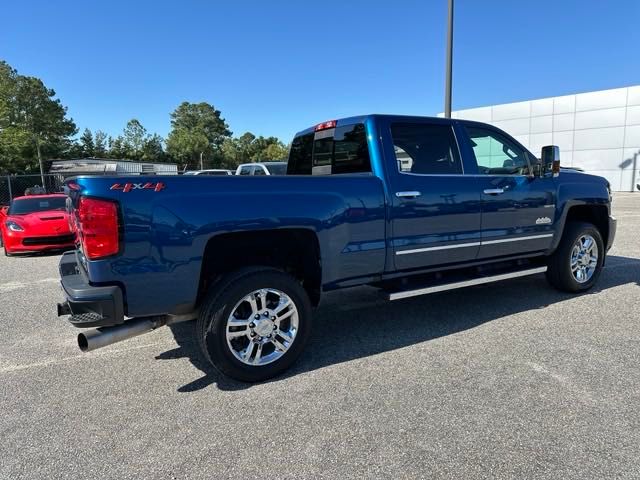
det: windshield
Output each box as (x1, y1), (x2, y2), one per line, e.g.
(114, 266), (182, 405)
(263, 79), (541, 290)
(9, 197), (67, 215)
(265, 163), (287, 175)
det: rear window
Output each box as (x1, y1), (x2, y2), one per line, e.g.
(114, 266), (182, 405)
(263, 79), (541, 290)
(238, 166), (252, 175)
(9, 197), (67, 215)
(264, 163), (287, 175)
(287, 123), (371, 175)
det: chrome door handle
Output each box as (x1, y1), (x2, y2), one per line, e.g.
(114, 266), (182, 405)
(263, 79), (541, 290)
(395, 191), (422, 198)
(483, 188), (505, 195)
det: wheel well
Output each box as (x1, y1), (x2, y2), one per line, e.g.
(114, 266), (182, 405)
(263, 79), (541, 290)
(197, 229), (322, 306)
(564, 204), (609, 246)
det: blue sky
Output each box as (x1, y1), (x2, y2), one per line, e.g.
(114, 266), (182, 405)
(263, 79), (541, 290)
(2, 0), (639, 142)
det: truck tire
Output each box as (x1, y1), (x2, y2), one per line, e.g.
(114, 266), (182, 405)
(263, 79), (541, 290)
(546, 221), (604, 292)
(197, 267), (312, 382)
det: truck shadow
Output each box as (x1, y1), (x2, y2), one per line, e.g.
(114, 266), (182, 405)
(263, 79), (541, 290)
(158, 255), (640, 392)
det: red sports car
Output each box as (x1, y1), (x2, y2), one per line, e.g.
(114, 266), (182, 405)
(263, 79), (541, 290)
(0, 194), (76, 256)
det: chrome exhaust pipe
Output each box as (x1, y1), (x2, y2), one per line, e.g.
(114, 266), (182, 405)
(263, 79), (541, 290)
(77, 313), (196, 352)
(78, 316), (166, 352)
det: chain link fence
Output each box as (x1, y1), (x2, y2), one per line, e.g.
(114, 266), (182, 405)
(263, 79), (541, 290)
(0, 174), (67, 206)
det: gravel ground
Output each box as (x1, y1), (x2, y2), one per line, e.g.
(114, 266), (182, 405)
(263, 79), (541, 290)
(1, 194), (639, 480)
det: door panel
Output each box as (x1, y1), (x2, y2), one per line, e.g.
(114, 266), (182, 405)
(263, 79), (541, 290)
(383, 120), (482, 271)
(392, 176), (482, 270)
(477, 175), (556, 258)
(460, 124), (557, 259)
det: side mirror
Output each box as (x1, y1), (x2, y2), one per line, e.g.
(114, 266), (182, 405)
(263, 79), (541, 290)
(541, 145), (560, 177)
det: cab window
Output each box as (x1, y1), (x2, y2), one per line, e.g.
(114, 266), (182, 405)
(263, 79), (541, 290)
(238, 165), (253, 175)
(391, 123), (462, 175)
(465, 126), (532, 175)
(287, 123), (371, 175)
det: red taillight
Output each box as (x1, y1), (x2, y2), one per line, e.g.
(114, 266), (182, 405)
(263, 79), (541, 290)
(77, 197), (119, 259)
(315, 120), (337, 131)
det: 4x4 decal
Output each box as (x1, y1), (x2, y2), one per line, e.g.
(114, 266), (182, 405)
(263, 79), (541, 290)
(110, 182), (165, 192)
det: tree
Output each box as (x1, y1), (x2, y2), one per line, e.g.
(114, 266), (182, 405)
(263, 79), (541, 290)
(79, 128), (95, 157)
(166, 102), (231, 169)
(262, 141), (288, 161)
(107, 136), (127, 159)
(0, 60), (76, 175)
(142, 134), (166, 162)
(94, 130), (108, 157)
(122, 119), (147, 160)
(219, 132), (288, 168)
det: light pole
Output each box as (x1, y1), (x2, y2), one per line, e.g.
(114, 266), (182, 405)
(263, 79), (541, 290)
(444, 0), (454, 118)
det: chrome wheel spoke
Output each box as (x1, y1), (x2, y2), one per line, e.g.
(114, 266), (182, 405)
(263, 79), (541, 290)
(253, 343), (263, 364)
(247, 294), (259, 316)
(227, 328), (249, 339)
(276, 330), (294, 344)
(243, 342), (255, 362)
(276, 308), (294, 323)
(271, 336), (288, 352)
(274, 297), (292, 316)
(228, 319), (250, 328)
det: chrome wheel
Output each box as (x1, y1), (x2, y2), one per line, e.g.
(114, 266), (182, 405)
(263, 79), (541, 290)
(225, 288), (299, 366)
(570, 234), (598, 284)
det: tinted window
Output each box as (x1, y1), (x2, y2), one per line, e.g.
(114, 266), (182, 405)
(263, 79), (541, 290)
(264, 163), (287, 175)
(9, 197), (66, 214)
(312, 132), (333, 168)
(238, 166), (252, 175)
(287, 133), (313, 174)
(332, 124), (371, 174)
(253, 166), (266, 175)
(391, 123), (462, 175)
(288, 123), (371, 175)
(465, 126), (532, 175)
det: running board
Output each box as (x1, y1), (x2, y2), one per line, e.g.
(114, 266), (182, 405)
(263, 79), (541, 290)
(387, 266), (547, 301)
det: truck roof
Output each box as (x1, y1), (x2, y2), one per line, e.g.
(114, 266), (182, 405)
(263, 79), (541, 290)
(293, 114), (461, 138)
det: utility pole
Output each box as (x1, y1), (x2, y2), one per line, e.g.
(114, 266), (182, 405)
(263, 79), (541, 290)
(200, 152), (204, 170)
(444, 0), (454, 118)
(36, 135), (46, 188)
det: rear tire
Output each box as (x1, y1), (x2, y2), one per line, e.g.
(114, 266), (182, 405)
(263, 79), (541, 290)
(196, 267), (312, 382)
(546, 221), (604, 292)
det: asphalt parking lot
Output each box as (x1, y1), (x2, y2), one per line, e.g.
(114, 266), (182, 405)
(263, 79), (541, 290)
(1, 194), (639, 480)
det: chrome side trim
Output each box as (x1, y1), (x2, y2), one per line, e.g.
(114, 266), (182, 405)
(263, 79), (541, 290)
(396, 241), (481, 255)
(395, 233), (553, 255)
(387, 266), (548, 301)
(481, 233), (553, 245)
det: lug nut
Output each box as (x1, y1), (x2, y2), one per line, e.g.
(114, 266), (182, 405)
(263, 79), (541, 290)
(254, 314), (260, 320)
(250, 332), (256, 337)
(271, 316), (276, 321)
(249, 322), (255, 328)
(273, 324), (277, 330)
(267, 334), (272, 338)
(263, 312), (269, 317)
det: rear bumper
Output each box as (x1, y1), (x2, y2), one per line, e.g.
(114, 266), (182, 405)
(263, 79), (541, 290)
(607, 215), (617, 251)
(57, 251), (124, 328)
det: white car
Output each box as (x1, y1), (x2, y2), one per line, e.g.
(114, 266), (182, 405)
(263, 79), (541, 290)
(183, 169), (233, 176)
(235, 162), (287, 176)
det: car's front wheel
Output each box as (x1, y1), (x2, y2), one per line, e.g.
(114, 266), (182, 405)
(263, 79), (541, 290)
(546, 221), (604, 292)
(197, 267), (312, 382)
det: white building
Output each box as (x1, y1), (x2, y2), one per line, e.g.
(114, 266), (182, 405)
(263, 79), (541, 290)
(442, 85), (640, 192)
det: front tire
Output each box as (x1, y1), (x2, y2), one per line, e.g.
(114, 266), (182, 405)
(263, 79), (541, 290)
(197, 267), (312, 382)
(546, 221), (604, 292)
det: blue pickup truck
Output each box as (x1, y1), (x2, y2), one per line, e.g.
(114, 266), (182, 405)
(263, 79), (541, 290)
(57, 114), (616, 381)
